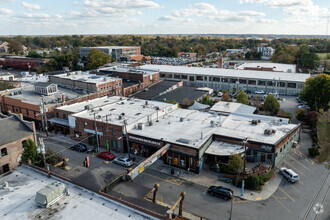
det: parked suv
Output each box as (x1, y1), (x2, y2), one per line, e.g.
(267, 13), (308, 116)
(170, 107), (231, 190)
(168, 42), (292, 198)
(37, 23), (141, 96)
(280, 167), (299, 183)
(208, 186), (233, 200)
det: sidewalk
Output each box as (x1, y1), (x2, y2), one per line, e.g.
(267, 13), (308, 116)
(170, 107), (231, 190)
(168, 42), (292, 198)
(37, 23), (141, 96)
(39, 132), (282, 201)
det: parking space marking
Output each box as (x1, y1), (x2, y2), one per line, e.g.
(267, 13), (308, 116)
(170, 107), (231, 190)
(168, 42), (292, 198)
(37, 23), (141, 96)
(290, 185), (300, 193)
(284, 160), (307, 177)
(290, 149), (314, 165)
(279, 187), (295, 202)
(272, 195), (291, 213)
(287, 154), (310, 171)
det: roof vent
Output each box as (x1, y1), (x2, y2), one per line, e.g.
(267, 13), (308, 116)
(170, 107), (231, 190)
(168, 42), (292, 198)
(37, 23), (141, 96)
(180, 117), (184, 122)
(138, 123), (144, 130)
(264, 128), (276, 135)
(251, 119), (258, 125)
(176, 138), (192, 144)
(210, 120), (215, 127)
(118, 115), (122, 120)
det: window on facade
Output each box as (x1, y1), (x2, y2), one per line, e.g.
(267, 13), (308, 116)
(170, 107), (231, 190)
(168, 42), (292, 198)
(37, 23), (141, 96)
(253, 150), (258, 156)
(167, 74), (173, 78)
(267, 154), (272, 160)
(222, 78), (228, 83)
(275, 152), (278, 157)
(112, 128), (116, 135)
(280, 148), (282, 153)
(213, 77), (220, 82)
(1, 148), (8, 157)
(160, 73), (165, 78)
(297, 83), (304, 89)
(248, 80), (256, 85)
(181, 75), (187, 79)
(117, 141), (121, 149)
(63, 114), (66, 119)
(287, 83), (296, 88)
(230, 78), (238, 83)
(258, 80), (266, 86)
(173, 154), (179, 165)
(196, 76), (203, 81)
(239, 79), (247, 84)
(56, 112), (59, 118)
(84, 122), (87, 128)
(189, 76), (194, 81)
(278, 82), (286, 87)
(174, 74), (180, 79)
(112, 140), (117, 148)
(267, 81), (274, 86)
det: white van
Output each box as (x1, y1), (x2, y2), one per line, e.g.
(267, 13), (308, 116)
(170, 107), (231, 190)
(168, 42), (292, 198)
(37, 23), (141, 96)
(280, 167), (299, 183)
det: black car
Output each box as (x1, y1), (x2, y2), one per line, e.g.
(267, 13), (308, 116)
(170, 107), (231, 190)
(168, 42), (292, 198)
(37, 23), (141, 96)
(70, 143), (87, 152)
(208, 186), (233, 200)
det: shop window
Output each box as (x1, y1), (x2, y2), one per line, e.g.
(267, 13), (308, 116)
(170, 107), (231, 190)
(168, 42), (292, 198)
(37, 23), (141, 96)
(117, 141), (121, 149)
(253, 150), (258, 156)
(230, 78), (237, 83)
(168, 154), (172, 164)
(181, 75), (187, 80)
(173, 154), (179, 165)
(180, 158), (186, 167)
(248, 80), (256, 85)
(63, 114), (66, 119)
(112, 128), (116, 135)
(26, 110), (29, 116)
(1, 148), (8, 157)
(112, 140), (117, 148)
(56, 112), (59, 118)
(258, 80), (266, 86)
(189, 76), (194, 81)
(84, 122), (87, 128)
(280, 148), (282, 153)
(190, 158), (195, 169)
(174, 74), (180, 79)
(213, 77), (220, 82)
(267, 154), (272, 160)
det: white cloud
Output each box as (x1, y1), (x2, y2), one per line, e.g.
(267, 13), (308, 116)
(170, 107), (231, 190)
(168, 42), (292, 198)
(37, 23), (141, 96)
(0, 8), (14, 15)
(20, 12), (63, 20)
(22, 2), (42, 11)
(172, 3), (219, 17)
(257, 18), (278, 24)
(84, 0), (160, 9)
(239, 0), (268, 3)
(237, 11), (265, 16)
(158, 15), (193, 22)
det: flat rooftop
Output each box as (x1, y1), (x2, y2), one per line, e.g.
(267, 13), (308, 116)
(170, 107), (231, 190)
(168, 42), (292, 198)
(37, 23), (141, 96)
(141, 65), (310, 82)
(4, 85), (87, 107)
(133, 80), (180, 100)
(53, 72), (120, 85)
(210, 101), (256, 115)
(57, 96), (125, 113)
(0, 166), (155, 220)
(236, 62), (296, 73)
(72, 97), (176, 126)
(100, 66), (158, 76)
(205, 141), (245, 156)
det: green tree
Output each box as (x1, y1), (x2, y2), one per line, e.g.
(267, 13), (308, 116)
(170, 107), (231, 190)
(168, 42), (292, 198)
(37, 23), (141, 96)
(8, 39), (23, 55)
(21, 138), (41, 165)
(264, 94), (280, 115)
(27, 51), (43, 58)
(300, 74), (330, 111)
(228, 154), (244, 174)
(87, 49), (111, 70)
(237, 90), (249, 105)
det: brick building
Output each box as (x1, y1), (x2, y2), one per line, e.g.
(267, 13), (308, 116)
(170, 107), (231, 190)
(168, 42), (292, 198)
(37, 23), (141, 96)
(0, 56), (50, 70)
(0, 114), (36, 175)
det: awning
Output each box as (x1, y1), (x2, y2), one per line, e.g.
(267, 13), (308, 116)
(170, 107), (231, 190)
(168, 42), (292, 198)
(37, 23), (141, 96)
(205, 141), (245, 156)
(48, 118), (69, 127)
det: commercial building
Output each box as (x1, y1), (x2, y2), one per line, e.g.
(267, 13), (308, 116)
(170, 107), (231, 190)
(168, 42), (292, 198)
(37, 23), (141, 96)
(0, 56), (50, 70)
(49, 71), (123, 97)
(140, 65), (310, 95)
(62, 96), (300, 173)
(257, 47), (275, 60)
(79, 46), (141, 62)
(0, 72), (15, 80)
(236, 62), (296, 73)
(0, 114), (36, 175)
(99, 66), (161, 97)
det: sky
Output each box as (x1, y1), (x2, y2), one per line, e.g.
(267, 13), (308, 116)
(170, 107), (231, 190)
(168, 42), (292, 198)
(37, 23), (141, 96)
(0, 0), (329, 35)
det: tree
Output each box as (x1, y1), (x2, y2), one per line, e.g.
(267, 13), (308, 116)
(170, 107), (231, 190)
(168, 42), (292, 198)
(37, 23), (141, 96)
(221, 92), (231, 102)
(27, 51), (43, 58)
(8, 39), (23, 55)
(237, 90), (249, 105)
(300, 74), (330, 111)
(264, 94), (280, 115)
(87, 49), (111, 70)
(21, 138), (41, 165)
(228, 154), (244, 174)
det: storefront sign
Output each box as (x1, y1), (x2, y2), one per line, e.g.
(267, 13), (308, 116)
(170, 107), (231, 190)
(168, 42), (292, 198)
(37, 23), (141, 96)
(129, 135), (161, 146)
(261, 145), (273, 152)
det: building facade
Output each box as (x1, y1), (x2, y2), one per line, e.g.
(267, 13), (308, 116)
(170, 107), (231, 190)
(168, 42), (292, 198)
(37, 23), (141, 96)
(79, 46), (141, 62)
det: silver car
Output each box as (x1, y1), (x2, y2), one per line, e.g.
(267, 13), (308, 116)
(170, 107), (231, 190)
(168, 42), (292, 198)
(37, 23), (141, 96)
(280, 167), (299, 183)
(113, 157), (133, 167)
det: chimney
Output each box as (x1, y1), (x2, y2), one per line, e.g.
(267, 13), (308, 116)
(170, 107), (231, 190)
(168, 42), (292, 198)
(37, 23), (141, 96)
(218, 58), (223, 68)
(62, 94), (66, 103)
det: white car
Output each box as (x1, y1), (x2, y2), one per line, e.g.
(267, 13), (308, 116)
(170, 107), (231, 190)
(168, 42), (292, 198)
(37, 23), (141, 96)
(254, 90), (265, 94)
(113, 157), (133, 167)
(280, 167), (299, 183)
(217, 92), (223, 97)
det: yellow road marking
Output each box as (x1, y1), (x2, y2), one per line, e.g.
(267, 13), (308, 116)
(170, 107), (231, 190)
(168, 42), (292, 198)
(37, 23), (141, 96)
(291, 149), (314, 165)
(287, 154), (310, 171)
(284, 160), (307, 177)
(279, 187), (295, 202)
(278, 197), (287, 200)
(272, 195), (291, 213)
(298, 181), (304, 185)
(142, 172), (184, 186)
(44, 140), (66, 149)
(255, 197), (262, 201)
(290, 185), (300, 193)
(233, 196), (250, 204)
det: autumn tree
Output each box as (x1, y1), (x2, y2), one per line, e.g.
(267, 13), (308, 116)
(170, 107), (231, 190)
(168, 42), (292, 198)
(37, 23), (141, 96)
(8, 39), (23, 55)
(87, 49), (111, 70)
(237, 90), (249, 105)
(300, 74), (330, 111)
(264, 94), (280, 115)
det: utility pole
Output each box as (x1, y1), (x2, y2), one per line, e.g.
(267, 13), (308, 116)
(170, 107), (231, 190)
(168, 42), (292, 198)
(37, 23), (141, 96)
(241, 138), (248, 196)
(38, 137), (50, 177)
(93, 112), (100, 152)
(41, 96), (48, 137)
(106, 114), (110, 153)
(123, 119), (130, 159)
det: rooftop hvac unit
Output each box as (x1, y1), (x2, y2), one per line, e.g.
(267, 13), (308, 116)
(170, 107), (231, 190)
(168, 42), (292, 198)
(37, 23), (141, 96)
(138, 123), (144, 130)
(264, 128), (276, 135)
(96, 115), (101, 119)
(180, 117), (184, 122)
(210, 120), (215, 127)
(118, 115), (122, 120)
(148, 121), (152, 126)
(251, 119), (261, 125)
(35, 182), (68, 208)
(84, 104), (94, 110)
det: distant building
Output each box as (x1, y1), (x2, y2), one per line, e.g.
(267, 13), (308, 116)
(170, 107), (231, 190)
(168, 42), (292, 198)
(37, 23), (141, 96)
(0, 72), (15, 81)
(0, 41), (9, 53)
(0, 56), (50, 70)
(236, 62), (296, 73)
(257, 47), (275, 60)
(0, 114), (36, 175)
(79, 46), (141, 62)
(178, 52), (197, 58)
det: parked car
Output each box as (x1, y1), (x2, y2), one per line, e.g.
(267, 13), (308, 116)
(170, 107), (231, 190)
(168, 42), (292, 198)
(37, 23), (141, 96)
(298, 104), (310, 111)
(296, 97), (303, 103)
(244, 90), (251, 94)
(280, 167), (299, 183)
(97, 152), (115, 160)
(208, 186), (233, 200)
(217, 92), (223, 97)
(254, 90), (265, 94)
(113, 157), (133, 167)
(70, 143), (87, 152)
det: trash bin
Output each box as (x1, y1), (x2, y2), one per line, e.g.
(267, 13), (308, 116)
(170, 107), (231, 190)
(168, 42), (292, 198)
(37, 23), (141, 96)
(171, 168), (174, 175)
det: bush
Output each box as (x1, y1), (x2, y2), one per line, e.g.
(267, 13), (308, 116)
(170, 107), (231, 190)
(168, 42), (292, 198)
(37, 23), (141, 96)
(296, 108), (307, 121)
(245, 175), (260, 190)
(308, 147), (320, 157)
(259, 169), (275, 183)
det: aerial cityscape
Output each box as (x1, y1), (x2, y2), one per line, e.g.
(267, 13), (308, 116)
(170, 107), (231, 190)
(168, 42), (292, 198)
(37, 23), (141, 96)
(0, 0), (329, 220)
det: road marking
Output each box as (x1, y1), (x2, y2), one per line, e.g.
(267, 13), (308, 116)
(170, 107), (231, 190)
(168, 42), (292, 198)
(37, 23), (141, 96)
(290, 185), (300, 193)
(44, 140), (66, 149)
(255, 197), (262, 201)
(233, 196), (249, 204)
(291, 149), (314, 165)
(279, 187), (295, 202)
(298, 181), (304, 185)
(284, 160), (307, 177)
(272, 195), (291, 213)
(142, 172), (184, 186)
(287, 154), (310, 171)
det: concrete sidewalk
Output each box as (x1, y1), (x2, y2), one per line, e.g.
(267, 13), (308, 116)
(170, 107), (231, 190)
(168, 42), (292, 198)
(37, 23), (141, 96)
(39, 132), (282, 201)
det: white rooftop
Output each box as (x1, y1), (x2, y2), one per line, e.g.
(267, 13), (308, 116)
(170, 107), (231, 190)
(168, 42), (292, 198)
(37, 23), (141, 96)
(100, 66), (158, 76)
(54, 72), (119, 85)
(236, 62), (296, 73)
(210, 101), (256, 115)
(0, 166), (155, 220)
(57, 96), (124, 113)
(141, 65), (310, 82)
(205, 141), (245, 156)
(83, 46), (139, 49)
(72, 97), (176, 126)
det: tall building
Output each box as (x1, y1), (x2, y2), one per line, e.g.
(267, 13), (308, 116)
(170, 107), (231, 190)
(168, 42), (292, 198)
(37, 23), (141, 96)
(79, 46), (141, 62)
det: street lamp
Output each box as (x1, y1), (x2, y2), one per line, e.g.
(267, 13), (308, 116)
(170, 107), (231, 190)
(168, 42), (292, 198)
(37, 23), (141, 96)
(241, 138), (249, 196)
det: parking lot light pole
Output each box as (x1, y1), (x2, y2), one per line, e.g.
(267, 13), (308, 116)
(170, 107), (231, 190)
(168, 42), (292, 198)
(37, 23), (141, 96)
(241, 138), (248, 196)
(123, 119), (130, 159)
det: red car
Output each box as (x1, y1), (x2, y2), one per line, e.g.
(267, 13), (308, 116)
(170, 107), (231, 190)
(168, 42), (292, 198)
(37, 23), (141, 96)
(97, 152), (116, 161)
